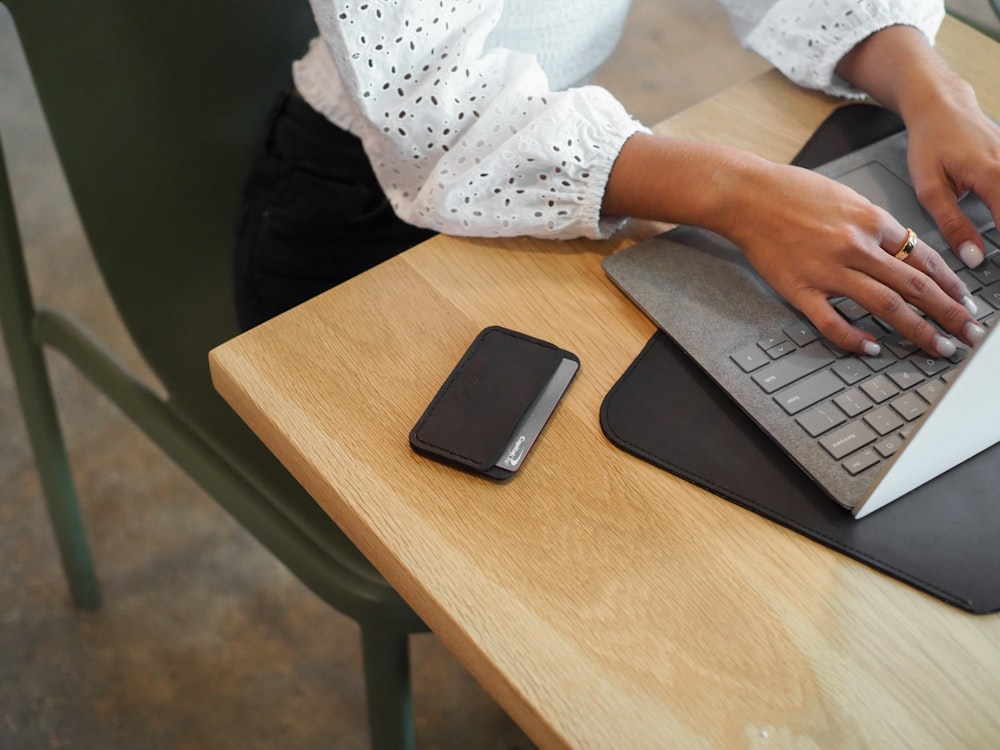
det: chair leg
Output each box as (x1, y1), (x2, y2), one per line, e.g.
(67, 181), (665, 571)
(0, 139), (101, 610)
(360, 624), (415, 750)
(8, 341), (102, 610)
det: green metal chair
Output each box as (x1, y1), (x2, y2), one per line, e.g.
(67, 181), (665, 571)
(0, 2), (427, 748)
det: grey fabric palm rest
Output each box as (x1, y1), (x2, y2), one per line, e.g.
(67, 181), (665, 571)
(600, 105), (1000, 614)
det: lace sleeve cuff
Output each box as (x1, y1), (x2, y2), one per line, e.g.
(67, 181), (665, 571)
(741, 1), (945, 99)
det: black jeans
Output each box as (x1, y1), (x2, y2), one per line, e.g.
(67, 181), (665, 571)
(233, 87), (435, 330)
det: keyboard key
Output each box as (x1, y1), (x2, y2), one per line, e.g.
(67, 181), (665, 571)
(843, 448), (881, 476)
(874, 435), (902, 458)
(820, 420), (878, 460)
(890, 393), (929, 422)
(860, 349), (897, 372)
(917, 379), (947, 404)
(910, 354), (952, 377)
(774, 369), (844, 415)
(958, 269), (983, 293)
(832, 357), (868, 385)
(797, 403), (848, 437)
(731, 343), (770, 372)
(854, 316), (888, 340)
(783, 322), (819, 347)
(973, 295), (995, 321)
(864, 405), (904, 435)
(979, 281), (1000, 309)
(861, 375), (899, 403)
(985, 227), (1000, 249)
(834, 389), (874, 417)
(751, 341), (833, 394)
(941, 248), (965, 271)
(969, 260), (1000, 287)
(884, 362), (924, 390)
(835, 298), (868, 322)
(948, 347), (969, 365)
(883, 333), (919, 359)
(821, 339), (851, 358)
(767, 340), (796, 359)
(758, 333), (788, 351)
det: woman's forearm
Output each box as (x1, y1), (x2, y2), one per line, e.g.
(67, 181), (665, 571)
(602, 132), (774, 235)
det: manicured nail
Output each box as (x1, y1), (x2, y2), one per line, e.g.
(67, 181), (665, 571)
(861, 340), (881, 357)
(964, 321), (987, 346)
(958, 241), (984, 268)
(934, 335), (956, 358)
(961, 293), (978, 316)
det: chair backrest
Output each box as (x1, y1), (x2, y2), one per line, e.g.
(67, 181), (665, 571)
(3, 0), (316, 422)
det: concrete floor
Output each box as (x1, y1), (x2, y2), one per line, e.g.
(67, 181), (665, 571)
(1, 2), (996, 749)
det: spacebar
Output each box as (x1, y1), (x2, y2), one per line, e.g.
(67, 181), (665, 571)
(751, 341), (834, 394)
(774, 370), (843, 415)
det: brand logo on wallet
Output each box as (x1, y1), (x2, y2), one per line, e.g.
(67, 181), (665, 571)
(505, 435), (527, 467)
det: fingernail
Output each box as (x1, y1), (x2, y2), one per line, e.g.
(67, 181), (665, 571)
(959, 241), (984, 268)
(964, 321), (987, 346)
(934, 335), (956, 358)
(962, 293), (979, 316)
(861, 340), (881, 357)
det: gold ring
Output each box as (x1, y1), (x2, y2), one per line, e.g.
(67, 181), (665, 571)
(894, 228), (918, 260)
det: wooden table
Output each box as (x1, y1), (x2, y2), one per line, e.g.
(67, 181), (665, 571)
(210, 17), (1000, 750)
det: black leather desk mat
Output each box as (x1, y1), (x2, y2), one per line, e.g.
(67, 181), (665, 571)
(600, 105), (1000, 614)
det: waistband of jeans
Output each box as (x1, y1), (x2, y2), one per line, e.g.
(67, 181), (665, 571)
(268, 85), (371, 171)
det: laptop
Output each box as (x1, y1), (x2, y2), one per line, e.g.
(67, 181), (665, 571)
(603, 128), (1000, 518)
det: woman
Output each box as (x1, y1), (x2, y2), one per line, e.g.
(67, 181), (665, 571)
(234, 0), (1000, 361)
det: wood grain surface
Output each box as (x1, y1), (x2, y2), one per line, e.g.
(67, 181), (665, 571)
(210, 17), (1000, 750)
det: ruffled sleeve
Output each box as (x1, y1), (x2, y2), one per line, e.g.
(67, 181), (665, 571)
(298, 0), (647, 240)
(719, 0), (945, 98)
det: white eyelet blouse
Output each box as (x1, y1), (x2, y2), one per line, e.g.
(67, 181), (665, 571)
(293, 0), (944, 240)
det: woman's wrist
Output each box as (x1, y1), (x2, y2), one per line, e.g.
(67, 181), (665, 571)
(602, 132), (775, 234)
(834, 24), (975, 127)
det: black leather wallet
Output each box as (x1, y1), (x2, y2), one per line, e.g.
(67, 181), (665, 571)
(410, 326), (579, 479)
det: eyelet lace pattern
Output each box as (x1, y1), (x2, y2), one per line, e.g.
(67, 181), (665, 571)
(733, 0), (942, 98)
(294, 0), (943, 239)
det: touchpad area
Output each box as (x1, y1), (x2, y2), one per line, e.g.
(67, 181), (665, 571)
(837, 161), (995, 237)
(837, 162), (936, 236)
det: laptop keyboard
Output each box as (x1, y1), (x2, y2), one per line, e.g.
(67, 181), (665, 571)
(731, 229), (1000, 478)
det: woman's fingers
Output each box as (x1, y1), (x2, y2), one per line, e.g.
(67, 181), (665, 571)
(872, 229), (985, 351)
(729, 164), (986, 358)
(790, 228), (984, 358)
(904, 106), (1000, 271)
(883, 230), (975, 314)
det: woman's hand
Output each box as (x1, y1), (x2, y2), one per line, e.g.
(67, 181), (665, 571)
(719, 160), (983, 357)
(836, 24), (1000, 270)
(902, 83), (1000, 269)
(603, 133), (983, 356)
